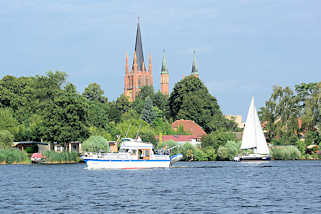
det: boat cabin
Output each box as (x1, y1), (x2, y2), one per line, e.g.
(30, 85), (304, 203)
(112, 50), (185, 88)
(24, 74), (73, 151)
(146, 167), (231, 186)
(119, 139), (154, 160)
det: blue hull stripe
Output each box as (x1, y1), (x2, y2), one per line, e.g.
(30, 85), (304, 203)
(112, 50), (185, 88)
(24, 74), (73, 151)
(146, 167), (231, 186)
(84, 159), (170, 163)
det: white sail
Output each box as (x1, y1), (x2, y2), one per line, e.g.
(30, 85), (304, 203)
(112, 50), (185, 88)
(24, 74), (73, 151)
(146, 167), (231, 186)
(254, 106), (270, 154)
(240, 97), (257, 150)
(240, 97), (269, 155)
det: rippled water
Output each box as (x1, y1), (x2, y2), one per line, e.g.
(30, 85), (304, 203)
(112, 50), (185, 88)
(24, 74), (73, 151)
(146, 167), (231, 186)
(0, 161), (321, 213)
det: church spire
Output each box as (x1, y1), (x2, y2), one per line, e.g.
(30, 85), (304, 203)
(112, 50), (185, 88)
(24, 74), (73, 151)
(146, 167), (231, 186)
(132, 18), (145, 71)
(161, 50), (168, 74)
(191, 50), (199, 77)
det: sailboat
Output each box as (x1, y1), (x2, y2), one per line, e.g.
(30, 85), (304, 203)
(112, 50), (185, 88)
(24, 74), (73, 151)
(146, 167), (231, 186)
(234, 97), (271, 161)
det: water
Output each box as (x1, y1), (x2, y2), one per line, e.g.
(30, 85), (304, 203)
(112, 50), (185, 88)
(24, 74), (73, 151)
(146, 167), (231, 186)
(0, 161), (320, 214)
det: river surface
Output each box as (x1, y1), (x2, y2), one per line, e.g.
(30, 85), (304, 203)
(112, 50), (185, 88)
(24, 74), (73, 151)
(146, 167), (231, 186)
(0, 161), (320, 213)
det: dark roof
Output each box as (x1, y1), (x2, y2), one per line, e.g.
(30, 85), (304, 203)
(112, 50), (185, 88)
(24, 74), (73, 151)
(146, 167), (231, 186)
(13, 141), (48, 146)
(132, 22), (145, 71)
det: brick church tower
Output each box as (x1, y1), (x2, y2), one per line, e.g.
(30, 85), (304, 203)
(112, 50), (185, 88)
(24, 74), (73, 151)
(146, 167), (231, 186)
(124, 21), (153, 101)
(160, 51), (169, 96)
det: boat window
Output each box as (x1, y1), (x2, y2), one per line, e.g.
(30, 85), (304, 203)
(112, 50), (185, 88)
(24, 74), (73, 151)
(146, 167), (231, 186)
(144, 150), (150, 157)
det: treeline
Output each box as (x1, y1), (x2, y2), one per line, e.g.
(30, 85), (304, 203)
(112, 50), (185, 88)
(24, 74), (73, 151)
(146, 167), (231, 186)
(0, 71), (238, 150)
(259, 82), (321, 157)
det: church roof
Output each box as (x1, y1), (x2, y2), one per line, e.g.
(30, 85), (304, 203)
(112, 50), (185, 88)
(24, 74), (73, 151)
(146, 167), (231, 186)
(161, 50), (168, 74)
(191, 50), (198, 74)
(133, 22), (145, 71)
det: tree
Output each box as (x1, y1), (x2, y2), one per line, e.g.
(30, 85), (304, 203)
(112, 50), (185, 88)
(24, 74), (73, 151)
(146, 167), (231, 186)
(82, 136), (109, 153)
(168, 75), (224, 133)
(87, 101), (109, 129)
(141, 97), (155, 124)
(0, 108), (18, 136)
(40, 85), (89, 146)
(132, 86), (154, 114)
(260, 86), (299, 142)
(0, 130), (14, 149)
(136, 86), (154, 101)
(116, 95), (131, 114)
(83, 83), (107, 103)
(153, 91), (168, 112)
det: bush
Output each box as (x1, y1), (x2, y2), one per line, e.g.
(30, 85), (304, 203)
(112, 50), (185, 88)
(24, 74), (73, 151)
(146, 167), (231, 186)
(42, 151), (79, 163)
(0, 149), (29, 164)
(82, 136), (109, 153)
(217, 141), (241, 161)
(179, 143), (196, 161)
(271, 146), (301, 160)
(203, 147), (217, 161)
(194, 149), (207, 161)
(157, 140), (179, 155)
(201, 130), (237, 152)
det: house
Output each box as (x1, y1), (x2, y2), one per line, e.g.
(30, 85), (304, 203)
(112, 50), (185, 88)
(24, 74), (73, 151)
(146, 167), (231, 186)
(172, 119), (206, 138)
(225, 115), (244, 129)
(159, 135), (201, 147)
(13, 141), (50, 153)
(52, 141), (83, 153)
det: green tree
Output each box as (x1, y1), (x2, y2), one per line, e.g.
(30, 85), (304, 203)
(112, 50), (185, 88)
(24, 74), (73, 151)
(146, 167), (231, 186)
(260, 86), (300, 143)
(0, 130), (14, 149)
(132, 86), (154, 114)
(0, 108), (18, 136)
(168, 75), (224, 133)
(116, 95), (131, 114)
(40, 85), (89, 146)
(141, 96), (155, 124)
(87, 101), (109, 129)
(83, 83), (107, 103)
(82, 136), (109, 153)
(153, 91), (168, 112)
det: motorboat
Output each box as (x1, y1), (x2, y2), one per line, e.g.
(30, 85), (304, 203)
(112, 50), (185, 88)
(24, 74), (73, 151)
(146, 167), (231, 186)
(82, 138), (183, 169)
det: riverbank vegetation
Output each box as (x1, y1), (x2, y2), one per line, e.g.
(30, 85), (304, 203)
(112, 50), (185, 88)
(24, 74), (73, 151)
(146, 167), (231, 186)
(0, 149), (30, 164)
(42, 151), (80, 163)
(0, 72), (320, 161)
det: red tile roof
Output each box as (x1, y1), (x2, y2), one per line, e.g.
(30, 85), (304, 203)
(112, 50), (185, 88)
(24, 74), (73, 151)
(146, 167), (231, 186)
(172, 119), (206, 137)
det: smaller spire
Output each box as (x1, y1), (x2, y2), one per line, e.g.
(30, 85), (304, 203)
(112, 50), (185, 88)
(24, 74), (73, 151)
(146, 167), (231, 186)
(148, 54), (152, 73)
(191, 50), (198, 75)
(125, 53), (129, 73)
(142, 61), (145, 72)
(161, 50), (168, 74)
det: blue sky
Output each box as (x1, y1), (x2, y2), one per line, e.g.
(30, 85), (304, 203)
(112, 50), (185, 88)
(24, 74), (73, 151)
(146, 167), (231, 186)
(1, 0), (321, 119)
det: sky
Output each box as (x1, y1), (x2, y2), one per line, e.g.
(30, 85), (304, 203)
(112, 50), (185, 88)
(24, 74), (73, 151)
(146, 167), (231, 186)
(1, 0), (321, 119)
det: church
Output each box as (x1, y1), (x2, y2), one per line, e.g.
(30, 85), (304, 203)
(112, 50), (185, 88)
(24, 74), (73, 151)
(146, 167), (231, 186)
(124, 21), (199, 101)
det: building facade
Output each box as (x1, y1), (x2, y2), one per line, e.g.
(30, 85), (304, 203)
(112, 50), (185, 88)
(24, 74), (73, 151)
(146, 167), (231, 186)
(124, 22), (153, 101)
(124, 22), (200, 101)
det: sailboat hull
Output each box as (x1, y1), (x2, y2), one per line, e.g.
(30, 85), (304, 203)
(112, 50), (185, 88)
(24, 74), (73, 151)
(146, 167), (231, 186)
(234, 154), (271, 162)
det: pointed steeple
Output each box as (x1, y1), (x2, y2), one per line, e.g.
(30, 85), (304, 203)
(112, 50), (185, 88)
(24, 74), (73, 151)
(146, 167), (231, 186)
(191, 50), (198, 75)
(132, 18), (145, 71)
(161, 50), (168, 74)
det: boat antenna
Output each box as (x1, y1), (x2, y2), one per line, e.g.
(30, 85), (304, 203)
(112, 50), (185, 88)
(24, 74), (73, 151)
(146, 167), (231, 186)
(135, 123), (142, 139)
(125, 124), (131, 138)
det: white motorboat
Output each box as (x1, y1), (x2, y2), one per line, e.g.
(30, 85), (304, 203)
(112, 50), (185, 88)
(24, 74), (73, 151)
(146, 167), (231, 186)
(82, 138), (183, 169)
(234, 97), (271, 162)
